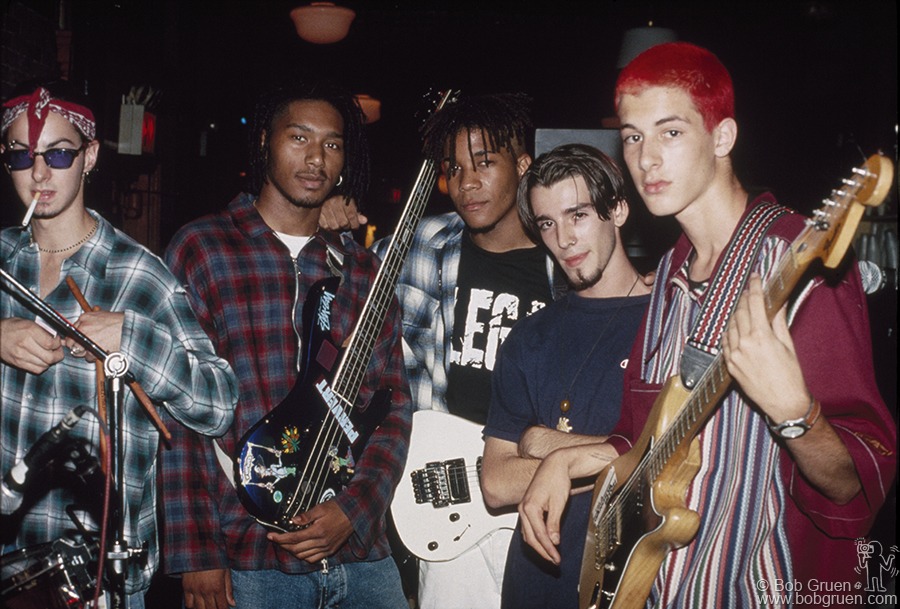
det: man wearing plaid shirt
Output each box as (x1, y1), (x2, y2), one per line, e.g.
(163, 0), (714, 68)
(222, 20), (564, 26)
(161, 81), (412, 609)
(331, 93), (563, 609)
(1, 80), (237, 607)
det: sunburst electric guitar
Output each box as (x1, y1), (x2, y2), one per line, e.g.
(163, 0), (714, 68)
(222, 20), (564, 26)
(233, 90), (459, 532)
(578, 154), (894, 609)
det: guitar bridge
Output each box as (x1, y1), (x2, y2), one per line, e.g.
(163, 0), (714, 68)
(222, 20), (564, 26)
(410, 458), (472, 507)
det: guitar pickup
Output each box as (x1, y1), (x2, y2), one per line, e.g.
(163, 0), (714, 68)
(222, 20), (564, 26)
(410, 458), (471, 507)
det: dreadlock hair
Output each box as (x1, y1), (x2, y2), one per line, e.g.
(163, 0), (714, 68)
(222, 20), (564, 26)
(421, 92), (532, 170)
(517, 143), (627, 243)
(248, 80), (369, 203)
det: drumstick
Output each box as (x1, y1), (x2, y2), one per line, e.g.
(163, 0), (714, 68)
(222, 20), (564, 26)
(65, 276), (172, 441)
(67, 279), (109, 471)
(22, 193), (39, 226)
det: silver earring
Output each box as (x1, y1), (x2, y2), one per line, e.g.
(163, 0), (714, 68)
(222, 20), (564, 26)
(336, 175), (343, 187)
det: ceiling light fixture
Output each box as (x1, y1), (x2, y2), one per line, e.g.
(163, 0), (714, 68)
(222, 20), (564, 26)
(354, 94), (381, 124)
(290, 2), (356, 44)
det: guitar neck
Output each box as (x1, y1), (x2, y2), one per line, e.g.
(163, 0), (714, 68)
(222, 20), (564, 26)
(630, 153), (894, 494)
(329, 89), (459, 406)
(331, 159), (438, 400)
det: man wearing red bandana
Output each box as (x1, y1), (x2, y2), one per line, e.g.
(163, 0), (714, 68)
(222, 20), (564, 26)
(1, 80), (238, 608)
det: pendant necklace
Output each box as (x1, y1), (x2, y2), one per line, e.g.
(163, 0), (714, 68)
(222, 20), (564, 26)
(557, 273), (641, 433)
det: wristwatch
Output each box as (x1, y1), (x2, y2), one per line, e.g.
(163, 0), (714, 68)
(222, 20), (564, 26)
(767, 398), (821, 439)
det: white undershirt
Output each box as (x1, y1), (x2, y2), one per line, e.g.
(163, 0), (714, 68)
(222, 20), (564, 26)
(274, 232), (313, 258)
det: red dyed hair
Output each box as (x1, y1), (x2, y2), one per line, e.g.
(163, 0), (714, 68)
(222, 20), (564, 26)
(615, 42), (734, 132)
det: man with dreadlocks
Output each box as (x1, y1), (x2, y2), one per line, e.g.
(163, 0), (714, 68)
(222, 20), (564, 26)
(161, 80), (412, 609)
(343, 92), (557, 609)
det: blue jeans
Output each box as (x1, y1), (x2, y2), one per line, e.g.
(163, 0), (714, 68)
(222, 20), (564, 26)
(230, 557), (408, 609)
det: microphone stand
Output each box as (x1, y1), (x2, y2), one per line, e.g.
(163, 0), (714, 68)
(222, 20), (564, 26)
(104, 352), (134, 609)
(0, 268), (170, 441)
(0, 269), (159, 604)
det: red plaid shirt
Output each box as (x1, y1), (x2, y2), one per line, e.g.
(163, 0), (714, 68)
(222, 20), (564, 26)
(160, 193), (412, 574)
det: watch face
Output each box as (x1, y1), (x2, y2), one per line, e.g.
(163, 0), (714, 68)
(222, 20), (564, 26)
(779, 425), (806, 439)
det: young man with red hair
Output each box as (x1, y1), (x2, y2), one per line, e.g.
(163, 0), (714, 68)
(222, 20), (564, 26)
(519, 42), (895, 607)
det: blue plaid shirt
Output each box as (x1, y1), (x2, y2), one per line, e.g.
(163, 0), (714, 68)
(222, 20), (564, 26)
(0, 211), (237, 594)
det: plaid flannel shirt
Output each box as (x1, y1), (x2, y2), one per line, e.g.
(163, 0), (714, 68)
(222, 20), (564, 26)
(372, 212), (560, 413)
(0, 211), (237, 594)
(160, 193), (412, 574)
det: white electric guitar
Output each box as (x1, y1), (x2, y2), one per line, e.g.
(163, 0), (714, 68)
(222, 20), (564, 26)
(391, 410), (518, 561)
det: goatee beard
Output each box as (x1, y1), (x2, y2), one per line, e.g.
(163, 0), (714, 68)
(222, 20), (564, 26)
(571, 268), (603, 292)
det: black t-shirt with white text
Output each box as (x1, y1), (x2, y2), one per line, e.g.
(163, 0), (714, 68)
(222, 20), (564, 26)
(446, 233), (552, 424)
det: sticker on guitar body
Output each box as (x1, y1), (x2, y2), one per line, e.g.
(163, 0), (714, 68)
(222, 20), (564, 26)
(316, 378), (359, 442)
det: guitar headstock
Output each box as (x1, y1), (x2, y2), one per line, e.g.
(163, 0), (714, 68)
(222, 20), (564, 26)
(814, 154), (894, 268)
(417, 89), (461, 126)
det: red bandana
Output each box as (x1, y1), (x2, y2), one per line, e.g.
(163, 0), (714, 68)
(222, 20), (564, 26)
(1, 87), (96, 153)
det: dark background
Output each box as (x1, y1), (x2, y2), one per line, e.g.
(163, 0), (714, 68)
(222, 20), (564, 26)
(3, 0), (897, 244)
(2, 1), (897, 606)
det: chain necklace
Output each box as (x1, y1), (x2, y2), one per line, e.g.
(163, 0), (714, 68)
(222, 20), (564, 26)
(556, 273), (641, 433)
(38, 219), (98, 254)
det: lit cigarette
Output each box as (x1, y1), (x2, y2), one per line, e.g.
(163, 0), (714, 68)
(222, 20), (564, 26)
(22, 193), (39, 226)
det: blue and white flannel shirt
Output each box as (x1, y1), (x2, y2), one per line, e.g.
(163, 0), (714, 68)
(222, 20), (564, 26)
(1, 211), (237, 594)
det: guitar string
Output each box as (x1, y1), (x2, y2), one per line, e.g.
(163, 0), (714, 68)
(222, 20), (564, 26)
(302, 164), (437, 507)
(302, 174), (435, 509)
(296, 167), (435, 511)
(595, 176), (858, 544)
(291, 163), (437, 516)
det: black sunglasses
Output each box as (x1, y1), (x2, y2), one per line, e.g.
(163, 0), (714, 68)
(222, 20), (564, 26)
(2, 146), (86, 171)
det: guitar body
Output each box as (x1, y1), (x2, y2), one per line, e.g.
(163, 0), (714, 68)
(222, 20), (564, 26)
(234, 277), (390, 532)
(580, 378), (712, 609)
(391, 410), (518, 561)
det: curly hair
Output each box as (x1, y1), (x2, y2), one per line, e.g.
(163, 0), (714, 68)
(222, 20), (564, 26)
(517, 143), (627, 242)
(420, 92), (532, 169)
(248, 80), (369, 203)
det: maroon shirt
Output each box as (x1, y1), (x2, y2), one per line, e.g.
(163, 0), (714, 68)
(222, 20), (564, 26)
(160, 193), (412, 574)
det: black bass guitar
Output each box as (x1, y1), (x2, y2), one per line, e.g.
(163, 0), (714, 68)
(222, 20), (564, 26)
(234, 90), (460, 532)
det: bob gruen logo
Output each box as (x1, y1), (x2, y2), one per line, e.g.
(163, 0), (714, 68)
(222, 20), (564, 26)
(855, 538), (899, 593)
(315, 379), (359, 442)
(317, 291), (335, 331)
(754, 538), (898, 607)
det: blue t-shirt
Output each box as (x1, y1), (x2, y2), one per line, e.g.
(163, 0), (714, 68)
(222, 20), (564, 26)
(484, 290), (649, 609)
